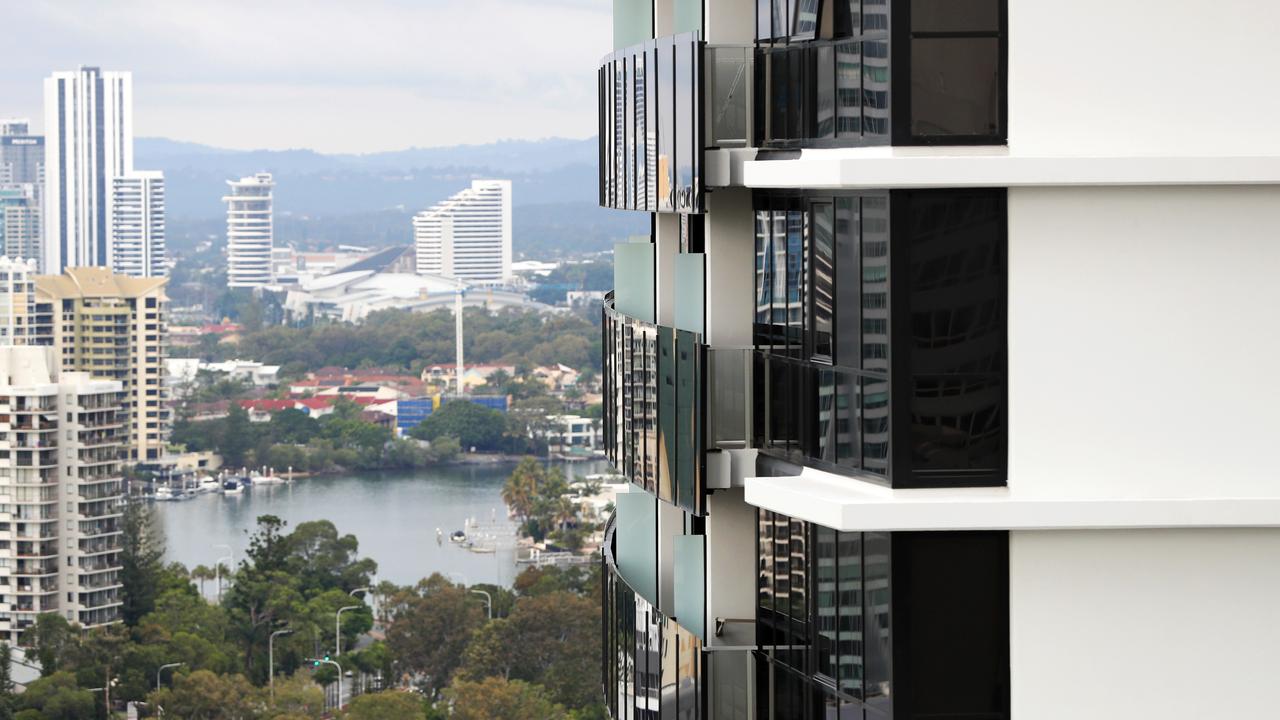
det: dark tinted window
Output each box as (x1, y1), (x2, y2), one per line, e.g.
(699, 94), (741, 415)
(910, 37), (1001, 138)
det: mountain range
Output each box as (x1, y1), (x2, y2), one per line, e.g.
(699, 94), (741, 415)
(137, 136), (644, 259)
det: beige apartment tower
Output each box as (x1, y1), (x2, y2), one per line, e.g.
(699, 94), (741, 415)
(28, 268), (169, 462)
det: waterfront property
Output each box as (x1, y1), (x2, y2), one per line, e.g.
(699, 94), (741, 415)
(598, 1), (1280, 718)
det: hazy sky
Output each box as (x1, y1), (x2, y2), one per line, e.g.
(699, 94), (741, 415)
(1, 0), (611, 153)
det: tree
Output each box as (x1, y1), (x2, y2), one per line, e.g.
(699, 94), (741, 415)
(285, 520), (377, 593)
(192, 565), (215, 597)
(268, 408), (318, 444)
(0, 643), (14, 720)
(384, 575), (482, 697)
(409, 401), (506, 451)
(458, 592), (600, 709)
(146, 670), (263, 720)
(23, 614), (77, 676)
(444, 677), (566, 720)
(220, 403), (255, 467)
(500, 458), (544, 530)
(269, 674), (325, 718)
(121, 502), (166, 625)
(341, 691), (424, 720)
(13, 672), (94, 720)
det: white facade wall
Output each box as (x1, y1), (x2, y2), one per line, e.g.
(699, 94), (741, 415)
(413, 180), (512, 283)
(110, 171), (166, 278)
(224, 173), (274, 288)
(1010, 529), (1280, 719)
(1007, 186), (1280, 500)
(43, 68), (133, 273)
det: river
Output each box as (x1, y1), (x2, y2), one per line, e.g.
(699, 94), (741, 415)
(154, 460), (609, 589)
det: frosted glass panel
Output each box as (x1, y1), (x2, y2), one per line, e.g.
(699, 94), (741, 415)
(614, 0), (654, 49)
(674, 253), (705, 335)
(616, 486), (658, 602)
(674, 0), (702, 34)
(673, 534), (706, 640)
(614, 240), (655, 323)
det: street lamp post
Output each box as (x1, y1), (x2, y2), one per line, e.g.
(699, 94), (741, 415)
(310, 657), (343, 711)
(469, 589), (493, 620)
(156, 662), (184, 690)
(269, 628), (295, 703)
(350, 586), (374, 629)
(335, 605), (361, 656)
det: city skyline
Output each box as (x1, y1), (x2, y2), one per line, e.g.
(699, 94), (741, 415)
(0, 0), (611, 154)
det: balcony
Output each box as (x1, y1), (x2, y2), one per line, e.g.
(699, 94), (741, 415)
(599, 31), (753, 214)
(601, 514), (706, 720)
(603, 295), (747, 516)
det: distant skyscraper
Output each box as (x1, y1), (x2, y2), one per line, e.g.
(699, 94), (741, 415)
(0, 187), (41, 261)
(110, 171), (166, 277)
(413, 179), (512, 283)
(224, 173), (274, 288)
(0, 119), (44, 185)
(1, 120), (45, 265)
(43, 67), (134, 272)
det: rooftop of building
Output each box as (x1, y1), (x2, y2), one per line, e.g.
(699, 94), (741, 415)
(35, 267), (167, 300)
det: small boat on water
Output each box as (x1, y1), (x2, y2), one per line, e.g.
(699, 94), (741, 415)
(253, 475), (286, 485)
(197, 477), (221, 494)
(222, 478), (245, 496)
(154, 486), (175, 501)
(449, 530), (467, 544)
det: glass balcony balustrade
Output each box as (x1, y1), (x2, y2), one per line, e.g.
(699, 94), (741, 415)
(603, 294), (749, 516)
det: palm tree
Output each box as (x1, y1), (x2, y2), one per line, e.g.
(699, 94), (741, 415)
(191, 564), (213, 596)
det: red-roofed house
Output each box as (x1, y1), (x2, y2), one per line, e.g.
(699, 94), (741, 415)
(238, 399), (297, 423)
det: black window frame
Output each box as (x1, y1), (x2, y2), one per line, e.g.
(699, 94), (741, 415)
(753, 0), (1008, 149)
(752, 188), (1007, 490)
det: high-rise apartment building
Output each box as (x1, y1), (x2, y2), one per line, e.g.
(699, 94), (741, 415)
(43, 67), (133, 273)
(0, 343), (125, 642)
(598, 2), (1280, 719)
(413, 179), (512, 283)
(110, 171), (166, 278)
(27, 268), (169, 463)
(224, 173), (274, 288)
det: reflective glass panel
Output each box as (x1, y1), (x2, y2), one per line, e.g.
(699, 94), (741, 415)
(911, 0), (999, 31)
(675, 36), (695, 212)
(910, 38), (1000, 138)
(835, 42), (862, 139)
(863, 532), (892, 715)
(811, 203), (834, 359)
(860, 196), (890, 373)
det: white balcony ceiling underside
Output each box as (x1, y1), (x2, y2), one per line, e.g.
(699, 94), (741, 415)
(741, 147), (1280, 189)
(744, 467), (1280, 532)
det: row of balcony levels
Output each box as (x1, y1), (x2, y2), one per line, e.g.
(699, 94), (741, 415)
(600, 0), (1006, 212)
(79, 588), (122, 612)
(80, 605), (122, 627)
(79, 539), (121, 557)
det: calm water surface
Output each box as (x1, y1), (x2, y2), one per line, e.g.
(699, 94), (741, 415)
(155, 460), (608, 588)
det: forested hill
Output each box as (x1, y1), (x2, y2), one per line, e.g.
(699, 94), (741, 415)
(141, 136), (647, 258)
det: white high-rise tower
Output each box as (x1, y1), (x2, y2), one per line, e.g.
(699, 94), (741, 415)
(110, 171), (166, 278)
(413, 179), (512, 283)
(43, 67), (134, 273)
(223, 173), (274, 288)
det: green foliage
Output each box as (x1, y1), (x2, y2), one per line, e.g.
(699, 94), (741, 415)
(203, 307), (601, 373)
(444, 677), (567, 720)
(121, 503), (166, 625)
(341, 691), (425, 720)
(526, 261), (612, 306)
(14, 672), (94, 720)
(408, 400), (506, 451)
(458, 592), (601, 709)
(500, 459), (574, 542)
(22, 615), (76, 676)
(146, 669), (262, 719)
(384, 575), (483, 698)
(0, 643), (13, 720)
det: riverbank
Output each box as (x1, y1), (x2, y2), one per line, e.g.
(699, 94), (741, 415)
(156, 461), (612, 590)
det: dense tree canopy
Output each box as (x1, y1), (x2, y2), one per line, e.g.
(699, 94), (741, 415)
(185, 307), (601, 373)
(408, 400), (506, 451)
